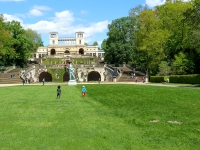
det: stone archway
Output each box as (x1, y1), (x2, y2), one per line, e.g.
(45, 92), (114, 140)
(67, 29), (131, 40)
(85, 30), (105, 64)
(79, 48), (84, 55)
(63, 72), (70, 82)
(50, 49), (56, 55)
(65, 50), (70, 54)
(87, 71), (101, 81)
(39, 72), (52, 82)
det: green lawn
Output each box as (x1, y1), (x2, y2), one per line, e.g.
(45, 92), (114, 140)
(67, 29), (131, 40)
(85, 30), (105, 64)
(0, 84), (200, 149)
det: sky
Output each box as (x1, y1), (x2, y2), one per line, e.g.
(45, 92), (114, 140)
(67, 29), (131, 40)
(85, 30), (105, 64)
(0, 0), (174, 47)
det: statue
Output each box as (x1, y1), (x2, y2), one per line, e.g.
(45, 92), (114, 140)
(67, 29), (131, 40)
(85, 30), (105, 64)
(67, 62), (76, 81)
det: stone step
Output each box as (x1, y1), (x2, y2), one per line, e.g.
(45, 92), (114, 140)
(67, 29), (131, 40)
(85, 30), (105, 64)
(0, 77), (22, 84)
(0, 73), (20, 78)
(117, 71), (145, 82)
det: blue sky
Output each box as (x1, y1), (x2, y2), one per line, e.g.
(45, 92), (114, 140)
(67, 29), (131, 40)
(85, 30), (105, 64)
(0, 0), (168, 46)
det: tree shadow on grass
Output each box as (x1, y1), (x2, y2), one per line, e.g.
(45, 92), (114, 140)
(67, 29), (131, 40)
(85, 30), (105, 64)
(177, 84), (200, 88)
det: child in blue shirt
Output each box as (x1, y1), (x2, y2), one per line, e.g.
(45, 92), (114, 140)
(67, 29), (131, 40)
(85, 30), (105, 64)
(82, 86), (87, 97)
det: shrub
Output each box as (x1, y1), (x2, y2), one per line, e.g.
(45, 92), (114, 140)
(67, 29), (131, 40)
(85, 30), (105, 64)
(150, 76), (165, 83)
(169, 74), (200, 84)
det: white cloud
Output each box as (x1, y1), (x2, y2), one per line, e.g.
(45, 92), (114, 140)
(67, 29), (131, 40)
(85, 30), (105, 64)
(29, 9), (43, 16)
(24, 10), (109, 36)
(33, 5), (51, 11)
(145, 0), (190, 7)
(28, 5), (51, 17)
(3, 14), (23, 23)
(80, 10), (87, 15)
(145, 0), (165, 7)
(83, 21), (109, 38)
(0, 0), (25, 2)
(54, 10), (74, 24)
(3, 10), (109, 45)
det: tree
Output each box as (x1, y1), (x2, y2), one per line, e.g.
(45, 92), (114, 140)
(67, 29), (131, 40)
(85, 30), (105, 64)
(25, 28), (43, 53)
(135, 9), (169, 74)
(5, 21), (33, 66)
(104, 16), (136, 64)
(133, 1), (198, 75)
(157, 61), (171, 76)
(0, 15), (15, 66)
(172, 52), (194, 75)
(157, 1), (194, 59)
(93, 41), (98, 46)
(101, 39), (107, 50)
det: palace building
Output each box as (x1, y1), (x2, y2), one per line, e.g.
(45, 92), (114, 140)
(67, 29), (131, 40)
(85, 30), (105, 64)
(34, 31), (105, 58)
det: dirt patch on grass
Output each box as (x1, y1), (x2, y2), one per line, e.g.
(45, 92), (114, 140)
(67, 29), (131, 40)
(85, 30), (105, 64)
(167, 120), (182, 124)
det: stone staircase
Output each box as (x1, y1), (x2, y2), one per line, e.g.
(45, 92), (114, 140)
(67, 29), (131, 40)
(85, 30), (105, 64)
(116, 67), (145, 82)
(117, 73), (134, 82)
(0, 68), (22, 84)
(117, 73), (143, 82)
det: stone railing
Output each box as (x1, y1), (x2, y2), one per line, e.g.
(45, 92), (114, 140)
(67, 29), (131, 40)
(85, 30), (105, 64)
(3, 66), (16, 73)
(20, 66), (36, 81)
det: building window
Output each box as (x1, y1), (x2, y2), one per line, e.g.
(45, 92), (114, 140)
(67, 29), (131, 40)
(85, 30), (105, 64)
(51, 34), (57, 38)
(52, 40), (55, 44)
(79, 40), (81, 44)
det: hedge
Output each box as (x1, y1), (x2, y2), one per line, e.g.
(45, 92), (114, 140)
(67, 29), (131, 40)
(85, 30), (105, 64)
(150, 75), (200, 84)
(169, 74), (200, 84)
(150, 76), (165, 83)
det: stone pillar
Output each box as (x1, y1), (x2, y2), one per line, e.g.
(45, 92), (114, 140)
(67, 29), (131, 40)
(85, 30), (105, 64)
(123, 62), (126, 67)
(145, 76), (149, 82)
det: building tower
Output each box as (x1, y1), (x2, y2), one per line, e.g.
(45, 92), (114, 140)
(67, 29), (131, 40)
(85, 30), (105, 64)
(75, 32), (84, 45)
(49, 32), (58, 45)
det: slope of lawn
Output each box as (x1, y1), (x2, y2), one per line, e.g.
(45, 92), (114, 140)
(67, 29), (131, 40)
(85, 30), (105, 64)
(0, 84), (199, 149)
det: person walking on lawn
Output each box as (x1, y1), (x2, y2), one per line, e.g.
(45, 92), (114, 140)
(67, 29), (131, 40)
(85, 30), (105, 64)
(82, 86), (87, 98)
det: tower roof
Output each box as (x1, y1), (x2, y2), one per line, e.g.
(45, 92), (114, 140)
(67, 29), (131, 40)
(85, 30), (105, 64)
(76, 31), (84, 33)
(49, 32), (58, 33)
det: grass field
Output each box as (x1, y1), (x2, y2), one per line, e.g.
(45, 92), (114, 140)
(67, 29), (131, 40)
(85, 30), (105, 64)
(0, 84), (200, 149)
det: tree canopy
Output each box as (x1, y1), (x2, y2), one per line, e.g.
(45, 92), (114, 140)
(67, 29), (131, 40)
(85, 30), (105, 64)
(103, 0), (200, 75)
(103, 16), (136, 64)
(92, 41), (98, 46)
(0, 16), (43, 67)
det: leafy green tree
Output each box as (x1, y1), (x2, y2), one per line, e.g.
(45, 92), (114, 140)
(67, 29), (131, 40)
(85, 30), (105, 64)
(25, 28), (43, 52)
(0, 16), (15, 66)
(157, 1), (194, 59)
(101, 39), (107, 50)
(134, 1), (198, 75)
(135, 9), (169, 74)
(172, 52), (194, 75)
(157, 61), (171, 76)
(93, 41), (98, 46)
(104, 16), (136, 64)
(129, 5), (143, 17)
(128, 5), (152, 75)
(5, 21), (33, 67)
